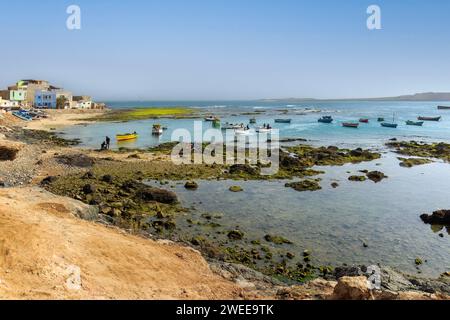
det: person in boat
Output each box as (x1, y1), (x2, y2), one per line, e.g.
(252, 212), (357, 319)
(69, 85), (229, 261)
(105, 136), (111, 149)
(246, 125), (250, 130)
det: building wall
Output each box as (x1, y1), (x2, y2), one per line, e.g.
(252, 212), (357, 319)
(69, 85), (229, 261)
(10, 90), (27, 102)
(34, 90), (56, 108)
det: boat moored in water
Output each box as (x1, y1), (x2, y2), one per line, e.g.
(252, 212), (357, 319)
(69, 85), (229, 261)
(438, 106), (450, 110)
(152, 124), (163, 135)
(274, 119), (292, 124)
(418, 116), (441, 121)
(249, 118), (257, 124)
(406, 120), (424, 126)
(377, 117), (385, 122)
(204, 116), (218, 121)
(359, 118), (369, 123)
(342, 122), (359, 128)
(116, 132), (138, 141)
(318, 116), (333, 123)
(381, 122), (398, 128)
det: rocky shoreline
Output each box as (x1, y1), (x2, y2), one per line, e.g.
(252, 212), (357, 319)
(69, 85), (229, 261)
(0, 112), (449, 299)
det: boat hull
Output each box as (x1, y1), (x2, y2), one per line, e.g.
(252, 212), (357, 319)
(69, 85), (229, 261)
(406, 121), (424, 126)
(438, 106), (450, 110)
(274, 119), (292, 124)
(318, 119), (333, 123)
(116, 134), (138, 141)
(342, 123), (359, 128)
(418, 116), (441, 121)
(381, 123), (398, 128)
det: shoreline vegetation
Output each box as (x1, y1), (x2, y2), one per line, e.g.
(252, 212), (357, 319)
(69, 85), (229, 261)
(87, 107), (197, 122)
(0, 110), (449, 299)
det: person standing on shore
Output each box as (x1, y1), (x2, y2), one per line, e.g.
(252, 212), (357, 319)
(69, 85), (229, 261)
(106, 136), (111, 149)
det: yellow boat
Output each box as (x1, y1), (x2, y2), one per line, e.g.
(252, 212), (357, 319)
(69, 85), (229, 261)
(116, 132), (138, 141)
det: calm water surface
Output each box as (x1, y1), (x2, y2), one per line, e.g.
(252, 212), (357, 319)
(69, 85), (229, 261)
(60, 101), (450, 276)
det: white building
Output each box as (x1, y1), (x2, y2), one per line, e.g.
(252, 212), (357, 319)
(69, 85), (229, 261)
(0, 97), (19, 109)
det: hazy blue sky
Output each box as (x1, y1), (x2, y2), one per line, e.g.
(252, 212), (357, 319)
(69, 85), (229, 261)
(1, 0), (449, 100)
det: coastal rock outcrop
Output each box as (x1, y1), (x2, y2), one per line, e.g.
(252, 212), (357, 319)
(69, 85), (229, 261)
(420, 210), (450, 225)
(285, 180), (321, 192)
(137, 186), (178, 204)
(331, 276), (372, 300)
(366, 171), (387, 183)
(0, 146), (18, 161)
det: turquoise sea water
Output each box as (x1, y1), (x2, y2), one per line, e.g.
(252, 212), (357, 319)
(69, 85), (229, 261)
(60, 100), (450, 277)
(62, 100), (450, 150)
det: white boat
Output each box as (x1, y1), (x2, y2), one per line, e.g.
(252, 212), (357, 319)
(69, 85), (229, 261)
(204, 116), (217, 121)
(256, 127), (273, 133)
(152, 124), (163, 135)
(234, 128), (251, 135)
(222, 122), (243, 130)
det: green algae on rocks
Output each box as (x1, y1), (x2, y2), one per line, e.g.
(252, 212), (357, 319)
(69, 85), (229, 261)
(387, 141), (450, 162)
(398, 157), (433, 168)
(285, 179), (322, 192)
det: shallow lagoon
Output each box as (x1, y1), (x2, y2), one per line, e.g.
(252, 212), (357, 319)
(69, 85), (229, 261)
(61, 101), (450, 277)
(168, 153), (450, 277)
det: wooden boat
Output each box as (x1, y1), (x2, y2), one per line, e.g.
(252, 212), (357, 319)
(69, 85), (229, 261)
(381, 113), (398, 128)
(359, 118), (369, 123)
(256, 126), (273, 133)
(116, 132), (138, 141)
(12, 111), (32, 121)
(318, 116), (333, 123)
(377, 117), (385, 122)
(418, 116), (441, 121)
(381, 122), (398, 128)
(222, 123), (243, 130)
(438, 106), (450, 110)
(342, 122), (359, 128)
(152, 124), (163, 135)
(235, 128), (251, 135)
(274, 119), (292, 124)
(406, 120), (424, 126)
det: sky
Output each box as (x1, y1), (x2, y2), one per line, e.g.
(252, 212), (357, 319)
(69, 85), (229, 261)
(1, 0), (450, 100)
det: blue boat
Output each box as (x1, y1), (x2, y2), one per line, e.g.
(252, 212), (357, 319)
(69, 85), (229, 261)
(274, 119), (292, 124)
(318, 116), (333, 123)
(381, 122), (398, 128)
(12, 111), (33, 121)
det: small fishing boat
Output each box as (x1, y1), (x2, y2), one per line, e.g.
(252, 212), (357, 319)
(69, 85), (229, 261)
(256, 126), (273, 133)
(204, 116), (217, 121)
(12, 111), (32, 121)
(438, 106), (450, 110)
(377, 117), (385, 122)
(249, 118), (257, 124)
(381, 113), (398, 128)
(381, 122), (398, 128)
(318, 116), (333, 123)
(222, 123), (243, 130)
(342, 122), (359, 128)
(116, 132), (138, 141)
(406, 120), (424, 126)
(418, 116), (441, 121)
(152, 124), (163, 135)
(359, 118), (369, 123)
(235, 128), (251, 136)
(274, 119), (292, 124)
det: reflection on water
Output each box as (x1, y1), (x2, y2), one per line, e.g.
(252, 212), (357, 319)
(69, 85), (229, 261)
(162, 154), (449, 277)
